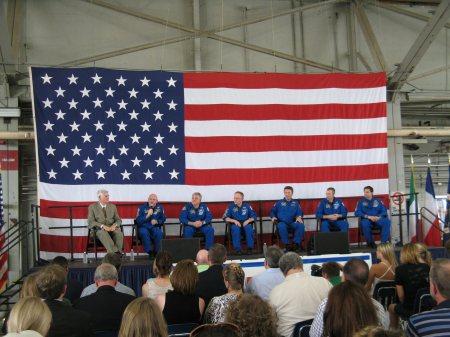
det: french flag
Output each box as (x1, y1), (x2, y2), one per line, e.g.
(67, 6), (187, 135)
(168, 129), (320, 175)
(423, 167), (442, 246)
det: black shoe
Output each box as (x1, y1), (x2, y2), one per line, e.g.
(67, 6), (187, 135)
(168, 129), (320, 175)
(294, 244), (302, 252)
(235, 250), (243, 256)
(368, 242), (377, 249)
(246, 248), (253, 255)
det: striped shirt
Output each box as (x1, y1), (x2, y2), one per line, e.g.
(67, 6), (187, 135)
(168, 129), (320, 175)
(406, 300), (450, 337)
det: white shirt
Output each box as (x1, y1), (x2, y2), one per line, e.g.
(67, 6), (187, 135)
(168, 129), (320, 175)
(269, 271), (331, 337)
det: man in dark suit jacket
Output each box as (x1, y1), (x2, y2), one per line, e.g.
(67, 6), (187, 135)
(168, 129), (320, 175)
(52, 256), (83, 303)
(195, 243), (228, 308)
(74, 263), (135, 332)
(35, 265), (93, 337)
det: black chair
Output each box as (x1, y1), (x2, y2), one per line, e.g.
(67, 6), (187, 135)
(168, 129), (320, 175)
(168, 323), (199, 335)
(373, 281), (397, 310)
(413, 288), (436, 314)
(131, 219), (167, 255)
(86, 225), (124, 261)
(293, 319), (313, 337)
(357, 218), (381, 247)
(224, 221), (259, 253)
(271, 219), (303, 249)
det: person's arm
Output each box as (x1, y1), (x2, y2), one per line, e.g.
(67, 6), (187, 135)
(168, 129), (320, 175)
(112, 204), (122, 226)
(295, 202), (303, 222)
(309, 299), (327, 337)
(199, 297), (206, 316)
(396, 285), (405, 303)
(156, 205), (166, 225)
(155, 294), (166, 311)
(365, 264), (378, 291)
(340, 201), (348, 219)
(204, 206), (213, 225)
(179, 205), (189, 225)
(135, 206), (147, 226)
(269, 202), (278, 221)
(87, 205), (103, 229)
(316, 200), (324, 219)
(355, 201), (365, 218)
(246, 205), (257, 224)
(142, 282), (149, 298)
(378, 200), (388, 217)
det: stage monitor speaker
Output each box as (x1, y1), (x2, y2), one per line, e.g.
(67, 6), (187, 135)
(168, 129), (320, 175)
(313, 232), (349, 255)
(161, 238), (200, 263)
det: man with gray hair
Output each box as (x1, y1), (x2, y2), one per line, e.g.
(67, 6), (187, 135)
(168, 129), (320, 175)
(88, 189), (124, 254)
(179, 192), (214, 249)
(406, 258), (450, 337)
(74, 263), (135, 332)
(269, 252), (331, 337)
(247, 245), (284, 300)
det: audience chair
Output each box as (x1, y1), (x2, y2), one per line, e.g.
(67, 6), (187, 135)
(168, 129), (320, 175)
(413, 288), (436, 314)
(373, 281), (397, 310)
(293, 319), (313, 337)
(224, 220), (259, 253)
(168, 323), (199, 335)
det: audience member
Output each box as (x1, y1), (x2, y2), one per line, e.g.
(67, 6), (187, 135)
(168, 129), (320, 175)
(323, 281), (379, 337)
(226, 293), (278, 337)
(118, 297), (168, 337)
(415, 243), (432, 266)
(142, 251), (173, 299)
(310, 258), (388, 337)
(204, 263), (244, 323)
(354, 326), (405, 337)
(35, 264), (93, 337)
(321, 262), (342, 286)
(190, 323), (241, 337)
(246, 245), (284, 300)
(196, 249), (210, 273)
(19, 273), (40, 299)
(196, 244), (227, 308)
(5, 297), (51, 337)
(156, 259), (205, 325)
(81, 252), (135, 297)
(365, 243), (397, 292)
(52, 256), (83, 303)
(74, 263), (135, 333)
(269, 252), (331, 337)
(388, 243), (430, 328)
(406, 258), (450, 337)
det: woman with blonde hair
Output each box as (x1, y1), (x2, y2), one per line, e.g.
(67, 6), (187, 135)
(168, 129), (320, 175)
(414, 243), (432, 266)
(388, 243), (430, 328)
(19, 273), (40, 299)
(5, 297), (51, 337)
(204, 263), (245, 323)
(365, 243), (397, 292)
(119, 297), (167, 337)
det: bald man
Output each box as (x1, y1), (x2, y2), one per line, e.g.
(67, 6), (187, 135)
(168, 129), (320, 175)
(135, 194), (166, 258)
(196, 249), (209, 273)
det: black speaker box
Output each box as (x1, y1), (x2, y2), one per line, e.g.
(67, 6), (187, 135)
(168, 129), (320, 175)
(310, 231), (350, 255)
(161, 238), (201, 263)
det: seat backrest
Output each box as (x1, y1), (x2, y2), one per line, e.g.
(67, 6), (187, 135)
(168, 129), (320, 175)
(292, 319), (313, 337)
(373, 281), (397, 309)
(413, 288), (436, 314)
(167, 323), (199, 335)
(299, 325), (311, 337)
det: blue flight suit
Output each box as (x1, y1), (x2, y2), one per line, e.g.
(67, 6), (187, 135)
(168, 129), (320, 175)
(355, 197), (391, 243)
(270, 198), (305, 245)
(135, 203), (166, 254)
(316, 198), (349, 232)
(223, 202), (257, 252)
(179, 202), (214, 249)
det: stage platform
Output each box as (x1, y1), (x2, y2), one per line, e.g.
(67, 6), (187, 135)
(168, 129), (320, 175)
(66, 246), (448, 297)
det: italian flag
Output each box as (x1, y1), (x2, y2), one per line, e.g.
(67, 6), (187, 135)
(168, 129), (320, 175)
(408, 171), (417, 242)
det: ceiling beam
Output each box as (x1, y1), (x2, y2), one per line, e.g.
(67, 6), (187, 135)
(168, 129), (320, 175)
(354, 0), (387, 71)
(388, 0), (450, 96)
(408, 65), (450, 81)
(69, 0), (344, 72)
(346, 1), (357, 71)
(7, 0), (24, 61)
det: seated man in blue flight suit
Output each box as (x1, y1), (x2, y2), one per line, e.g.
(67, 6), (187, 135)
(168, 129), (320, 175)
(179, 192), (215, 249)
(355, 185), (391, 249)
(135, 193), (166, 258)
(316, 187), (349, 232)
(270, 186), (305, 251)
(223, 191), (257, 255)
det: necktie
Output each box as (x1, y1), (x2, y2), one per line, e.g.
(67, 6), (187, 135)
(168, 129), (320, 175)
(102, 206), (107, 220)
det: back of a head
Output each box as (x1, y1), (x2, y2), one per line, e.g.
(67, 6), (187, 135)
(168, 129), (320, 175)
(102, 252), (122, 271)
(321, 262), (341, 279)
(354, 326), (406, 337)
(377, 243), (398, 268)
(190, 324), (241, 337)
(415, 243), (432, 266)
(94, 263), (118, 282)
(19, 272), (40, 299)
(208, 244), (227, 265)
(35, 265), (67, 300)
(154, 251), (173, 277)
(196, 249), (209, 265)
(118, 297), (167, 337)
(7, 297), (52, 336)
(278, 252), (303, 276)
(400, 243), (421, 265)
(223, 263), (245, 291)
(265, 246), (283, 268)
(225, 293), (278, 337)
(430, 258), (450, 300)
(343, 258), (369, 286)
(324, 281), (378, 337)
(171, 259), (198, 295)
(52, 256), (68, 270)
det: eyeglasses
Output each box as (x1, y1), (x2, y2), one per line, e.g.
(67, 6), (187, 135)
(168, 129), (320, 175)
(190, 323), (241, 337)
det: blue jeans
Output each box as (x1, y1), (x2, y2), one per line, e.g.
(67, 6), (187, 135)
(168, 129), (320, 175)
(183, 224), (215, 249)
(138, 223), (163, 254)
(277, 221), (305, 245)
(230, 223), (254, 251)
(361, 218), (391, 243)
(321, 219), (349, 232)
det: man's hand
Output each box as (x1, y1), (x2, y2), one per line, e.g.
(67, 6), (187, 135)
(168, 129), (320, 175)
(146, 208), (154, 217)
(331, 214), (339, 221)
(271, 217), (277, 223)
(111, 224), (118, 231)
(151, 219), (158, 225)
(296, 216), (303, 223)
(194, 220), (203, 228)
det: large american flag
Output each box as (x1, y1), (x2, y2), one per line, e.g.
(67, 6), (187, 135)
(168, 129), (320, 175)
(31, 67), (388, 257)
